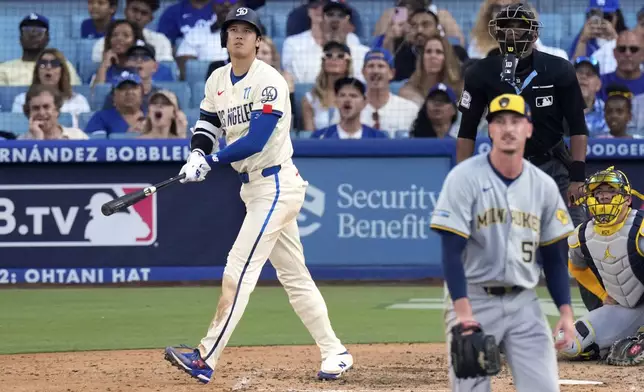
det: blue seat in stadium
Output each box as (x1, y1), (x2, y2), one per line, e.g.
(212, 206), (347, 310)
(154, 82), (191, 109)
(78, 39), (99, 83)
(538, 14), (563, 48)
(191, 82), (205, 108)
(109, 132), (141, 139)
(293, 83), (314, 127)
(89, 85), (111, 111)
(49, 39), (80, 71)
(0, 86), (28, 112)
(185, 107), (200, 133)
(159, 61), (180, 81)
(0, 112), (73, 135)
(185, 60), (212, 84)
(78, 111), (94, 131)
(273, 37), (285, 61)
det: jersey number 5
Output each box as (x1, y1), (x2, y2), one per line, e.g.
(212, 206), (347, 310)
(521, 241), (536, 263)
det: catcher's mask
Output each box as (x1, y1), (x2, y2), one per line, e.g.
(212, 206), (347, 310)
(488, 3), (540, 58)
(581, 166), (644, 226)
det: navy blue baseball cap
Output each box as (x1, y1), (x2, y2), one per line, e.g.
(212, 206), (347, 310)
(363, 48), (394, 69)
(587, 0), (620, 13)
(112, 70), (142, 89)
(428, 83), (457, 106)
(20, 13), (49, 29)
(323, 0), (351, 16)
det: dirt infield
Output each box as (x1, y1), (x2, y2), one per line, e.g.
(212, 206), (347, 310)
(2, 343), (639, 392)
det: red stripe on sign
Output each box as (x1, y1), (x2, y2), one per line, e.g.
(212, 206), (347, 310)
(262, 104), (273, 114)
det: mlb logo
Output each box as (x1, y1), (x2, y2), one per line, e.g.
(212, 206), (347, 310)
(0, 184), (157, 247)
(536, 96), (553, 108)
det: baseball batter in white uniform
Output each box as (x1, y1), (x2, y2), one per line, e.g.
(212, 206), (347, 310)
(164, 7), (353, 384)
(430, 94), (576, 392)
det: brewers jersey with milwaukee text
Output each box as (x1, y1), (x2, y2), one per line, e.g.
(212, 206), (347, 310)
(201, 59), (293, 173)
(430, 154), (575, 289)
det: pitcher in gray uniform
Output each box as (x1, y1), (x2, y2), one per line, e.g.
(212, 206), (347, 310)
(431, 93), (576, 392)
(560, 167), (644, 363)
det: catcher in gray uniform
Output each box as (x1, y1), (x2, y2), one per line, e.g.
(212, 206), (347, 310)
(560, 167), (644, 366)
(430, 93), (576, 392)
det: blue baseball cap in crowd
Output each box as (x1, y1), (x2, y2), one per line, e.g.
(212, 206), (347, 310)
(20, 13), (49, 30)
(573, 56), (600, 77)
(363, 48), (394, 68)
(112, 70), (142, 89)
(587, 0), (620, 13)
(428, 83), (457, 106)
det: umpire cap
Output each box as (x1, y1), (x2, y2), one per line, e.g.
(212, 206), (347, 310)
(220, 7), (263, 48)
(486, 94), (532, 122)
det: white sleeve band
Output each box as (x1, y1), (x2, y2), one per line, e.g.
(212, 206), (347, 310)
(195, 120), (223, 138)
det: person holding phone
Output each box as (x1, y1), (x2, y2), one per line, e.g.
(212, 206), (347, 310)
(569, 0), (627, 62)
(373, 0), (464, 48)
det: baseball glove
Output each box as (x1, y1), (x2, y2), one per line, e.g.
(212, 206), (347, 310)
(606, 332), (644, 366)
(450, 321), (502, 378)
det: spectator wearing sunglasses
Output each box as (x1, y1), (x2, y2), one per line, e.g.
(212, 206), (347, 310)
(11, 49), (90, 128)
(0, 14), (81, 86)
(311, 77), (387, 139)
(300, 41), (352, 131)
(102, 40), (161, 111)
(596, 84), (641, 139)
(599, 31), (644, 133)
(585, 5), (641, 75)
(573, 56), (606, 137)
(283, 0), (368, 84)
(359, 48), (419, 137)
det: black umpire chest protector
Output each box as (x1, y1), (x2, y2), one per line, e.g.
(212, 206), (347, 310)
(477, 50), (572, 159)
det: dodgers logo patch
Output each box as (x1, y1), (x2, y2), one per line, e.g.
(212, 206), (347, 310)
(261, 86), (278, 103)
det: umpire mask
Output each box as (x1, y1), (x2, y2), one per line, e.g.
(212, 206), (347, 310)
(488, 3), (540, 58)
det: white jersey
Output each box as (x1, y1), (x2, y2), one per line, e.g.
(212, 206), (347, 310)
(201, 59), (293, 174)
(430, 154), (575, 289)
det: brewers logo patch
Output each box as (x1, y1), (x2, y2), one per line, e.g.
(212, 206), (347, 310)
(555, 209), (569, 225)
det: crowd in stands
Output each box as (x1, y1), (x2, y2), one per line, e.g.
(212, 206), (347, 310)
(0, 0), (642, 141)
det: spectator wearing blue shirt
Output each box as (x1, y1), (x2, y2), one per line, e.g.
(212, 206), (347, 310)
(85, 71), (146, 137)
(599, 30), (644, 133)
(82, 0), (118, 39)
(103, 40), (161, 110)
(156, 0), (216, 47)
(574, 57), (606, 137)
(569, 0), (626, 60)
(410, 83), (459, 139)
(312, 77), (388, 139)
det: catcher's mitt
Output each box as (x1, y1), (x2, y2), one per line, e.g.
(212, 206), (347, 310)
(606, 332), (644, 366)
(450, 321), (502, 378)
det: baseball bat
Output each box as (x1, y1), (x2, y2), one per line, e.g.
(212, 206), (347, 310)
(101, 173), (186, 216)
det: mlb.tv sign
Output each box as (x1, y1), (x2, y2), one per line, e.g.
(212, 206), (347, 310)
(0, 184), (157, 247)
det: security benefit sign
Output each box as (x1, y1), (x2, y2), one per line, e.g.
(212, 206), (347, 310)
(294, 157), (450, 266)
(0, 184), (156, 247)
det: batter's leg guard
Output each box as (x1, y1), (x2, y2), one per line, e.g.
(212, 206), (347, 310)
(560, 319), (600, 361)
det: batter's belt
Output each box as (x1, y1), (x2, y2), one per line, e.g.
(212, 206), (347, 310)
(482, 286), (524, 296)
(238, 165), (282, 183)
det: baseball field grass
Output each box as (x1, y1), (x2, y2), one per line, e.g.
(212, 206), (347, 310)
(0, 285), (584, 355)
